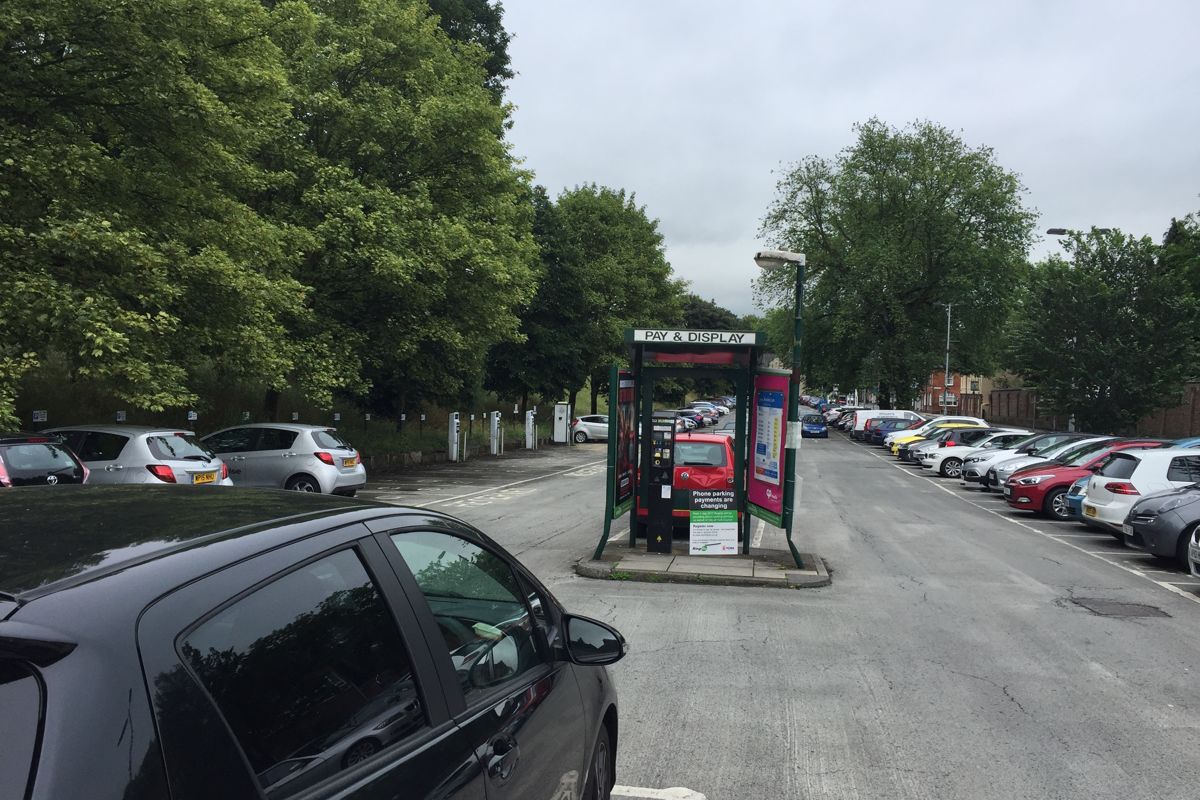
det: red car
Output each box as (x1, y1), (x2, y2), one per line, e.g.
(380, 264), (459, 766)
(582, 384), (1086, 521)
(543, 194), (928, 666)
(636, 432), (735, 527)
(1004, 438), (1168, 519)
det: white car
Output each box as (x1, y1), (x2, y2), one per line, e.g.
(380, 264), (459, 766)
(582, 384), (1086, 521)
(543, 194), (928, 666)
(851, 409), (922, 440)
(985, 437), (1114, 492)
(922, 429), (1031, 478)
(1083, 448), (1200, 531)
(959, 432), (1085, 488)
(47, 425), (234, 486)
(883, 415), (987, 447)
(571, 414), (609, 443)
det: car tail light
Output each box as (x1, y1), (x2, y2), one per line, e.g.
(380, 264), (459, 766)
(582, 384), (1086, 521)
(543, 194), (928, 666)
(945, 441), (955, 446)
(220, 461), (229, 480)
(0, 459), (10, 488)
(27, 437), (49, 443)
(314, 451), (335, 465)
(146, 464), (176, 483)
(572, 418), (580, 427)
(1106, 481), (1140, 496)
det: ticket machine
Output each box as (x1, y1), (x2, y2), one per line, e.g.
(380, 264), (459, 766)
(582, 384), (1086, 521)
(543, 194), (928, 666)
(646, 416), (676, 553)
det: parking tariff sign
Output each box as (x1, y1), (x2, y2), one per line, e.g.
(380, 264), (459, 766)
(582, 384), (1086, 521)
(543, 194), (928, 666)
(689, 489), (738, 555)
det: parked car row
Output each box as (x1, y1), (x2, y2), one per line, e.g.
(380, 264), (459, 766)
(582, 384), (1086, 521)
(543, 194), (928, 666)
(834, 411), (1200, 576)
(570, 396), (735, 443)
(0, 423), (367, 495)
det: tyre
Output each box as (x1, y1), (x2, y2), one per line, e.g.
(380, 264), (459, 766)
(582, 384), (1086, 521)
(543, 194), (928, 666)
(574, 430), (588, 443)
(583, 725), (614, 800)
(285, 474), (321, 493)
(1043, 487), (1070, 520)
(1176, 525), (1195, 570)
(939, 458), (963, 479)
(342, 738), (380, 768)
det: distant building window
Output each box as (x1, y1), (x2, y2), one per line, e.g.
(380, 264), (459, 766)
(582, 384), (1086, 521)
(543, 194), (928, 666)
(970, 380), (980, 393)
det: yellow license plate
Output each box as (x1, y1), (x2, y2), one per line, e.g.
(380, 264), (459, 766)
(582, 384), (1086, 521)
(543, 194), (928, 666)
(342, 457), (357, 468)
(192, 471), (217, 485)
(1084, 506), (1097, 517)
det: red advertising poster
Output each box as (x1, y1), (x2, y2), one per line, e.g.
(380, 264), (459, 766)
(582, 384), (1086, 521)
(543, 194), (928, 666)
(614, 371), (636, 513)
(748, 371), (789, 526)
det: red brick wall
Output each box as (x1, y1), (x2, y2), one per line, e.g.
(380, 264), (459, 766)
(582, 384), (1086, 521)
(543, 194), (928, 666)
(987, 384), (1200, 436)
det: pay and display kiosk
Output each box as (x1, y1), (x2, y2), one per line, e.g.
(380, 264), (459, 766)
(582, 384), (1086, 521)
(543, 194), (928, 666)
(645, 414), (676, 553)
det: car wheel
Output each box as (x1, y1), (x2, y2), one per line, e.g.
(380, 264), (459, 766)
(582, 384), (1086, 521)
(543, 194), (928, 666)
(1043, 487), (1070, 520)
(285, 474), (321, 493)
(1176, 525), (1195, 570)
(583, 725), (614, 800)
(574, 430), (589, 443)
(343, 738), (380, 768)
(939, 458), (963, 479)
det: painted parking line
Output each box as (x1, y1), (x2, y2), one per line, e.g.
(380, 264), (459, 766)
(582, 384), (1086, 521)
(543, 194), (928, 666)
(386, 460), (607, 508)
(842, 438), (1200, 606)
(612, 787), (707, 800)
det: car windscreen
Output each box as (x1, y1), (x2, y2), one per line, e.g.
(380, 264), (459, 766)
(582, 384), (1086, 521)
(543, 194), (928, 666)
(312, 429), (353, 450)
(0, 443), (79, 474)
(675, 442), (727, 466)
(1058, 439), (1116, 466)
(0, 661), (42, 800)
(146, 434), (216, 462)
(802, 414), (824, 424)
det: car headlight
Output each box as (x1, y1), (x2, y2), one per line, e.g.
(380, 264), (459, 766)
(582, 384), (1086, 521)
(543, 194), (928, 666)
(1017, 474), (1052, 485)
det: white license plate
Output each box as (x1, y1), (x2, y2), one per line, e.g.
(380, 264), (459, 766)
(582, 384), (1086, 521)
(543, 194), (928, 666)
(1003, 486), (1011, 497)
(1122, 523), (1132, 535)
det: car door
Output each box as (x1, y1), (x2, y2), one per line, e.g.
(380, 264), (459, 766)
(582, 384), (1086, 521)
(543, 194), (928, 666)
(244, 427), (301, 487)
(202, 427), (258, 485)
(584, 416), (609, 440)
(75, 430), (133, 483)
(378, 525), (588, 800)
(138, 524), (487, 800)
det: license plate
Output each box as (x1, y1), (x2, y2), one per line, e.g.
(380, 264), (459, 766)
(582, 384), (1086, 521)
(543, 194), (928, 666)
(342, 457), (357, 468)
(1084, 506), (1097, 518)
(1003, 486), (1011, 496)
(192, 471), (217, 485)
(1122, 523), (1132, 534)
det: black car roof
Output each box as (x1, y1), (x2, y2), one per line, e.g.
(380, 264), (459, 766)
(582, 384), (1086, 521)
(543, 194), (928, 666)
(0, 486), (410, 602)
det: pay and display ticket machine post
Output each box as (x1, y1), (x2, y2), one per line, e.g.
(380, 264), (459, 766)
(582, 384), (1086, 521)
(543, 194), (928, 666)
(646, 417), (676, 553)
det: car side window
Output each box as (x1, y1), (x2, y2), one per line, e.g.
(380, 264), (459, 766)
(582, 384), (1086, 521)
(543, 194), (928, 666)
(388, 532), (543, 700)
(1168, 456), (1200, 482)
(256, 428), (299, 452)
(79, 431), (129, 461)
(204, 428), (256, 454)
(179, 549), (428, 798)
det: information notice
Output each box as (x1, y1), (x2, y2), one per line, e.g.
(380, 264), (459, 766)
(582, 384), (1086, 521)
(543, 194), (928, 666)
(689, 489), (738, 555)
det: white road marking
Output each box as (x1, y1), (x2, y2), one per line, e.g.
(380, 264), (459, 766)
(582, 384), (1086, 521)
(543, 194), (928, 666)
(612, 787), (708, 800)
(408, 460), (606, 508)
(847, 439), (1200, 606)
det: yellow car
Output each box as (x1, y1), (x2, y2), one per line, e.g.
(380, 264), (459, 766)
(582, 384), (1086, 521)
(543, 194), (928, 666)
(890, 422), (985, 456)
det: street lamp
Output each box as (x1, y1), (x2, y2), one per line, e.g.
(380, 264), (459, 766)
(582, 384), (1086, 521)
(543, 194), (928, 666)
(935, 302), (952, 415)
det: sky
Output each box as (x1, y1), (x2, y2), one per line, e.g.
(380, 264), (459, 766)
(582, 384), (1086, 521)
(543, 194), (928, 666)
(499, 0), (1200, 316)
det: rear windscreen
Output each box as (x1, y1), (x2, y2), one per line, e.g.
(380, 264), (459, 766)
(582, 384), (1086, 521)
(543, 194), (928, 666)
(675, 442), (727, 466)
(0, 661), (42, 799)
(0, 443), (78, 473)
(146, 434), (215, 462)
(802, 414), (824, 423)
(1099, 454), (1139, 479)
(312, 429), (352, 450)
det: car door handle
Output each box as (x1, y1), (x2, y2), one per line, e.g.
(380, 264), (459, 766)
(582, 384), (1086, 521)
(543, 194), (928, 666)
(104, 464), (124, 471)
(281, 452), (296, 458)
(485, 733), (519, 782)
(231, 456), (246, 462)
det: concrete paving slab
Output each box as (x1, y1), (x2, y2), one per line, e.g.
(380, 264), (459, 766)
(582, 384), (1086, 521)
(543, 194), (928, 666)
(616, 559), (674, 573)
(667, 562), (755, 577)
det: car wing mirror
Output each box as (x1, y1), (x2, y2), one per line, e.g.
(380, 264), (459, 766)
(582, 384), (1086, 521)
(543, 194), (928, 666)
(563, 614), (626, 666)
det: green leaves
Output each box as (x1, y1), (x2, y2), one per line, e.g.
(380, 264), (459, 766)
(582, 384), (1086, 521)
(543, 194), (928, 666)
(760, 119), (1036, 405)
(1007, 230), (1200, 433)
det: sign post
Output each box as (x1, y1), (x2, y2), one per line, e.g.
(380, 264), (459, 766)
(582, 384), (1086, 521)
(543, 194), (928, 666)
(748, 368), (802, 566)
(596, 367), (636, 559)
(448, 412), (460, 462)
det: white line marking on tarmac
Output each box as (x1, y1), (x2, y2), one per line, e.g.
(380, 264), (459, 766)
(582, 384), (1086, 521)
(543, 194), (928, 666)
(845, 438), (1200, 606)
(612, 787), (707, 800)
(410, 460), (606, 508)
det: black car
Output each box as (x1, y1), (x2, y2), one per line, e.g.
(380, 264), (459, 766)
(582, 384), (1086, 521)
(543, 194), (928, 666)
(1125, 484), (1200, 568)
(0, 432), (87, 487)
(0, 487), (624, 800)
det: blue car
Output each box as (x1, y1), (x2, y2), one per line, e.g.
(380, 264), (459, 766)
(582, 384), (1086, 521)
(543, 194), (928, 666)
(801, 413), (828, 438)
(1173, 436), (1200, 448)
(1066, 474), (1090, 519)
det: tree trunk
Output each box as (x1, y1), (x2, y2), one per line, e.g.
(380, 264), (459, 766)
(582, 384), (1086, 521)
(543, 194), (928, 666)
(263, 389), (281, 422)
(590, 379), (600, 414)
(877, 384), (892, 410)
(568, 388), (578, 415)
(521, 390), (529, 415)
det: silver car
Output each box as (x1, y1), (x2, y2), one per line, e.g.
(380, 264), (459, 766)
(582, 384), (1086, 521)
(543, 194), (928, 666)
(201, 423), (366, 495)
(47, 425), (233, 486)
(571, 414), (609, 443)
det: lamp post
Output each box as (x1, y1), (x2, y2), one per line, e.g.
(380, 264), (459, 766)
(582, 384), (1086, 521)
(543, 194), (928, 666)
(935, 302), (952, 415)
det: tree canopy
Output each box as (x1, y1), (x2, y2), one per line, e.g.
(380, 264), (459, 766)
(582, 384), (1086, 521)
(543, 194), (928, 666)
(759, 119), (1036, 406)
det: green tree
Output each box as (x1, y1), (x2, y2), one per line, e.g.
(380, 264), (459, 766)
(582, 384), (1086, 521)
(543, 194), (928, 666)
(0, 0), (326, 426)
(759, 119), (1036, 408)
(426, 0), (512, 99)
(681, 294), (740, 330)
(264, 0), (536, 417)
(1007, 229), (1200, 433)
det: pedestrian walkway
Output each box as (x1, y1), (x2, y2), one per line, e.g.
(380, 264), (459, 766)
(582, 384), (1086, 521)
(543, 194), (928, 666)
(576, 538), (829, 588)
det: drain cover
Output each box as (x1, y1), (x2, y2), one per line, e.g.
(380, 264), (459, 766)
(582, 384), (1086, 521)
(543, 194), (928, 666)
(1071, 598), (1170, 618)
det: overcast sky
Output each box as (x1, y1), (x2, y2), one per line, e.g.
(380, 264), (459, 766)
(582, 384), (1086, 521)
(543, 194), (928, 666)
(500, 1), (1200, 316)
